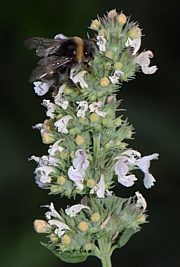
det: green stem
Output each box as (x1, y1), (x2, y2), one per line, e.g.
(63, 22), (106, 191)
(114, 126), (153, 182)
(100, 253), (112, 267)
(98, 239), (112, 267)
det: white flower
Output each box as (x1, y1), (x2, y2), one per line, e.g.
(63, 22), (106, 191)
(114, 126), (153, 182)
(32, 123), (44, 131)
(118, 174), (137, 187)
(54, 84), (69, 110)
(125, 37), (141, 55)
(89, 102), (107, 117)
(68, 149), (89, 190)
(44, 202), (62, 220)
(72, 149), (89, 171)
(48, 219), (70, 237)
(30, 154), (59, 167)
(136, 153), (159, 188)
(134, 50), (158, 74)
(54, 33), (68, 40)
(33, 81), (50, 96)
(76, 101), (88, 118)
(54, 115), (72, 134)
(97, 36), (106, 52)
(35, 165), (54, 184)
(70, 70), (88, 88)
(109, 70), (124, 84)
(90, 175), (106, 198)
(115, 150), (158, 189)
(42, 100), (57, 118)
(48, 139), (64, 156)
(65, 204), (90, 217)
(135, 191), (147, 211)
(68, 166), (84, 190)
(122, 149), (141, 165)
(114, 156), (137, 187)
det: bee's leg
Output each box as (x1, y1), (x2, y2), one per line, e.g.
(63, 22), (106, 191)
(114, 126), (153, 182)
(52, 73), (60, 96)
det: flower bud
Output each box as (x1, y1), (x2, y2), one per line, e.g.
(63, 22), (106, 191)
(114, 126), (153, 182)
(91, 212), (101, 222)
(42, 131), (55, 144)
(117, 12), (127, 25)
(34, 219), (49, 233)
(114, 62), (123, 70)
(115, 117), (122, 127)
(90, 19), (101, 30)
(75, 135), (85, 145)
(43, 119), (54, 130)
(57, 176), (66, 185)
(89, 113), (99, 122)
(100, 77), (110, 87)
(64, 86), (74, 95)
(108, 9), (117, 18)
(98, 29), (106, 37)
(78, 221), (89, 232)
(128, 27), (141, 39)
(50, 233), (59, 242)
(79, 117), (86, 123)
(61, 234), (71, 245)
(87, 179), (96, 188)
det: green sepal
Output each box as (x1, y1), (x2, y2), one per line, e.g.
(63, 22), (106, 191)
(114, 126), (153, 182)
(41, 242), (88, 263)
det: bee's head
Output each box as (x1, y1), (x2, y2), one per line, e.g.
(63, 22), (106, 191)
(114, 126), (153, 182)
(83, 40), (95, 61)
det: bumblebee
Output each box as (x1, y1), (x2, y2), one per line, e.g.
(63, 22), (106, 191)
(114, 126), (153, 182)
(25, 34), (95, 93)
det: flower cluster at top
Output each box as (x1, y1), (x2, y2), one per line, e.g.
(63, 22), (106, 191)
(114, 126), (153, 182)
(30, 10), (158, 198)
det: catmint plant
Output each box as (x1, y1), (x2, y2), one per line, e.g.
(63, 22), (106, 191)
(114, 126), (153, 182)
(29, 9), (158, 267)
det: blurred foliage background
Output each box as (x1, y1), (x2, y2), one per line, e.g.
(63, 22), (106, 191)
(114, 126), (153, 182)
(0, 0), (179, 266)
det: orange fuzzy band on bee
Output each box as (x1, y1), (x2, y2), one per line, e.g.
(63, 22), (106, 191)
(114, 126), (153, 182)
(73, 37), (84, 63)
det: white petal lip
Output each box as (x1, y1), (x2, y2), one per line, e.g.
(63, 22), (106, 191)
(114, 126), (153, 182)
(89, 102), (107, 117)
(76, 101), (88, 118)
(135, 191), (147, 211)
(97, 36), (106, 52)
(54, 115), (72, 133)
(42, 99), (57, 118)
(54, 33), (68, 40)
(48, 219), (70, 237)
(44, 202), (62, 220)
(68, 166), (84, 190)
(65, 204), (90, 217)
(33, 81), (50, 96)
(143, 173), (156, 189)
(54, 84), (69, 109)
(125, 37), (141, 55)
(109, 70), (124, 84)
(90, 175), (105, 198)
(134, 50), (158, 75)
(73, 149), (89, 170)
(118, 174), (137, 187)
(70, 70), (88, 88)
(48, 139), (64, 156)
(136, 153), (159, 174)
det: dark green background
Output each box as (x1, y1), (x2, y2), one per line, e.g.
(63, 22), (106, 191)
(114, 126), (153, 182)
(1, 0), (179, 266)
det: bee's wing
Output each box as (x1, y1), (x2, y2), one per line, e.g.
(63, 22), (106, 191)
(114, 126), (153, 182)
(30, 56), (74, 81)
(24, 37), (65, 57)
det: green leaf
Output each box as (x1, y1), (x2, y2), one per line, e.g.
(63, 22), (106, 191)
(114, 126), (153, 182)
(116, 228), (139, 248)
(58, 251), (88, 263)
(41, 242), (88, 263)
